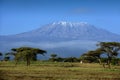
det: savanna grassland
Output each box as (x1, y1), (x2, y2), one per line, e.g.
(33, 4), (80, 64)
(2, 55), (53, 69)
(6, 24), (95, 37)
(0, 61), (120, 80)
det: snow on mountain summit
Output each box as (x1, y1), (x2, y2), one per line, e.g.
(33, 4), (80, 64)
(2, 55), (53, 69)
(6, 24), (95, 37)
(51, 21), (90, 27)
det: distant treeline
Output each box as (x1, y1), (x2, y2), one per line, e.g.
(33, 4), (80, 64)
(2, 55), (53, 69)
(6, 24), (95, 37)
(0, 42), (120, 69)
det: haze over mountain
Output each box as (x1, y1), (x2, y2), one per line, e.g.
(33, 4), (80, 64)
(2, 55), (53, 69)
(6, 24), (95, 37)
(0, 21), (120, 58)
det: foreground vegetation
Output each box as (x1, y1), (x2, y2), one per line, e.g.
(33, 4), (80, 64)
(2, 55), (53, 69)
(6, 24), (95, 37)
(0, 42), (120, 80)
(0, 61), (120, 80)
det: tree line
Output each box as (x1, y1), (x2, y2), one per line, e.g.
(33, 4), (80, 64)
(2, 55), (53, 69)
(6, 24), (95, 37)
(0, 42), (120, 68)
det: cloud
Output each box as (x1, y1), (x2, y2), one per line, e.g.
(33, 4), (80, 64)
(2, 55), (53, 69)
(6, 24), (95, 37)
(7, 40), (97, 50)
(0, 40), (98, 58)
(0, 39), (98, 52)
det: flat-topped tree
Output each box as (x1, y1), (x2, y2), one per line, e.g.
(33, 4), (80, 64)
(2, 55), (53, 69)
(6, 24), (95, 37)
(81, 48), (104, 64)
(98, 42), (120, 68)
(11, 47), (46, 66)
(50, 53), (58, 62)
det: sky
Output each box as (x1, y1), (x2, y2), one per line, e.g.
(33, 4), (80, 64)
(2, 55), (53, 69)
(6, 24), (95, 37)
(0, 0), (120, 35)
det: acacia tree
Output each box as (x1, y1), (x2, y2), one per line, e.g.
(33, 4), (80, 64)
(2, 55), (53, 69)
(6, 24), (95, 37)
(81, 42), (120, 69)
(50, 54), (57, 59)
(81, 48), (103, 64)
(50, 54), (57, 62)
(10, 47), (46, 66)
(97, 42), (120, 68)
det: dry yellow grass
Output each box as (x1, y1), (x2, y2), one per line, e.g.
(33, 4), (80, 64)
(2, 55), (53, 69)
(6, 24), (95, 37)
(0, 61), (120, 80)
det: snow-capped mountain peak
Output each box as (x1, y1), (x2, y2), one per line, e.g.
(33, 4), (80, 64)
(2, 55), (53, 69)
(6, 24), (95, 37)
(52, 21), (70, 26)
(1, 21), (120, 58)
(16, 21), (120, 42)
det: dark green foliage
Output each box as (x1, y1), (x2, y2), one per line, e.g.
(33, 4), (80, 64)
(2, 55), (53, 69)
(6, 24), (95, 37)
(49, 53), (80, 62)
(81, 56), (97, 63)
(111, 58), (120, 65)
(82, 42), (120, 68)
(50, 54), (57, 58)
(98, 42), (120, 68)
(81, 48), (104, 64)
(56, 57), (64, 62)
(64, 57), (79, 62)
(98, 42), (120, 57)
(4, 56), (10, 61)
(10, 47), (46, 66)
(49, 54), (58, 62)
(4, 53), (10, 61)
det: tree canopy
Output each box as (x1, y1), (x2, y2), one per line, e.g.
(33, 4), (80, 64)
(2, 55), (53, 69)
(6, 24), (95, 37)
(10, 47), (46, 66)
(82, 42), (120, 68)
(98, 42), (120, 57)
(98, 42), (120, 68)
(81, 48), (104, 64)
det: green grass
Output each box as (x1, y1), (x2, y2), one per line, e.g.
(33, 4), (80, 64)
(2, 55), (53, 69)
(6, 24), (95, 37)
(0, 61), (120, 80)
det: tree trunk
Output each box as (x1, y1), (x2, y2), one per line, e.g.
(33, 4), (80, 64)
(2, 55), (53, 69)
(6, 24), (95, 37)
(15, 58), (19, 66)
(26, 57), (30, 66)
(107, 59), (111, 69)
(107, 53), (112, 69)
(15, 60), (18, 66)
(98, 58), (102, 65)
(103, 63), (105, 68)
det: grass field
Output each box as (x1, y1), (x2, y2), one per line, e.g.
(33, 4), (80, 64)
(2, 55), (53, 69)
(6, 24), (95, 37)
(0, 61), (120, 80)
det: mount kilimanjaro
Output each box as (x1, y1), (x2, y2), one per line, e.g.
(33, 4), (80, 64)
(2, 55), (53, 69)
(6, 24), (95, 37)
(0, 21), (120, 58)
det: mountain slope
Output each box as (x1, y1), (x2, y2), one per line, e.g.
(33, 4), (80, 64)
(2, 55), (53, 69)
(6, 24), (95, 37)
(9, 21), (120, 41)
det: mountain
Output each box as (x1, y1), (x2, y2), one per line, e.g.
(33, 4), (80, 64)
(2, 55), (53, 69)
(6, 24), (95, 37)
(0, 21), (120, 58)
